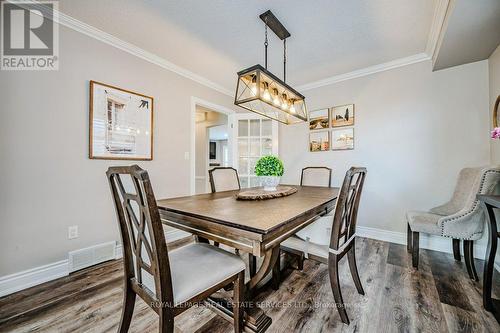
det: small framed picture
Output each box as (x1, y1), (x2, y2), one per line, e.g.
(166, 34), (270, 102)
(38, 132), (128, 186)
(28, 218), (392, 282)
(332, 128), (354, 150)
(309, 131), (330, 152)
(89, 81), (153, 160)
(331, 104), (354, 127)
(309, 108), (330, 130)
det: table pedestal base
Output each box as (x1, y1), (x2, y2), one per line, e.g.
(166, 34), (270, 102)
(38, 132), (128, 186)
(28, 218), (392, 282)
(205, 297), (272, 333)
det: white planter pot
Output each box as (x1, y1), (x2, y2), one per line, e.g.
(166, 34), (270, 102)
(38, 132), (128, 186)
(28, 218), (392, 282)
(261, 176), (280, 191)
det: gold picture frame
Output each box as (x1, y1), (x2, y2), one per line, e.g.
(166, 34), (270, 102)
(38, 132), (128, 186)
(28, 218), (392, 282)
(309, 108), (330, 130)
(331, 104), (355, 127)
(493, 95), (500, 128)
(89, 80), (154, 160)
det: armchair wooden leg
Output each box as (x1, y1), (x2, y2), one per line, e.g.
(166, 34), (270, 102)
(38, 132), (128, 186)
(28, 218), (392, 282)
(412, 231), (419, 269)
(407, 223), (412, 253)
(233, 271), (244, 333)
(452, 239), (461, 261)
(328, 255), (350, 325)
(118, 283), (136, 333)
(464, 240), (478, 281)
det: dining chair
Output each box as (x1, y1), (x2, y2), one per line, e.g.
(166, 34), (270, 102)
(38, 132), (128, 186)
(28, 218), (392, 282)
(407, 166), (500, 280)
(209, 167), (241, 193)
(277, 167), (367, 325)
(208, 167), (248, 263)
(107, 165), (245, 333)
(272, 167), (332, 288)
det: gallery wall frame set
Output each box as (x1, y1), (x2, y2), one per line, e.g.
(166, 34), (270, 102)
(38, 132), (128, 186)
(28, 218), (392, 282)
(308, 104), (355, 152)
(89, 80), (154, 160)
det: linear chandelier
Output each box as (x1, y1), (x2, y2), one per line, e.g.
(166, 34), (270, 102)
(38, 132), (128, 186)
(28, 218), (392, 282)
(234, 10), (307, 125)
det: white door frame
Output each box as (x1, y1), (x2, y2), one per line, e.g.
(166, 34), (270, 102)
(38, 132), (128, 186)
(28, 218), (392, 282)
(190, 97), (235, 195)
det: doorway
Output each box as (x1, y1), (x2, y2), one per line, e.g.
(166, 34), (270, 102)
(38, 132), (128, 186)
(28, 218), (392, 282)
(192, 99), (235, 194)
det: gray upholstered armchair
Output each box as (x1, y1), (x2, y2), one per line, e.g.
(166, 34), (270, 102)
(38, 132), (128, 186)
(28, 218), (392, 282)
(407, 166), (500, 280)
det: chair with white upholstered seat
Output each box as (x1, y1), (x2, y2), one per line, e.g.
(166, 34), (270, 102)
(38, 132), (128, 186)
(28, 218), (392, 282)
(272, 167), (332, 289)
(209, 167), (241, 193)
(107, 165), (245, 333)
(278, 167), (367, 325)
(407, 166), (500, 281)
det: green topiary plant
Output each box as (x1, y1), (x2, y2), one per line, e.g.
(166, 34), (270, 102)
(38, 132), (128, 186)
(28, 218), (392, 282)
(254, 155), (284, 177)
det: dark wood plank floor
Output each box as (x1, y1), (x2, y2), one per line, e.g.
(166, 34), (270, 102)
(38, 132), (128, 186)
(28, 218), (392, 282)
(0, 237), (499, 333)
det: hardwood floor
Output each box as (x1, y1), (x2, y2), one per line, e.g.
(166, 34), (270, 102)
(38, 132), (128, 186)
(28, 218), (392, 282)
(1, 237), (499, 333)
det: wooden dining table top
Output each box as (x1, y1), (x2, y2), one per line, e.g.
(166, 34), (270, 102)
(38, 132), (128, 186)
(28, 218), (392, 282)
(157, 185), (339, 234)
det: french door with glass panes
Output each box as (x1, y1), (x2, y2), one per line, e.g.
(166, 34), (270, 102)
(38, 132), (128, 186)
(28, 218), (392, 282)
(229, 113), (279, 188)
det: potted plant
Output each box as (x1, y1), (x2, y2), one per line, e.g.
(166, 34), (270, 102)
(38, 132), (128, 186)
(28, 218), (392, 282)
(254, 155), (284, 191)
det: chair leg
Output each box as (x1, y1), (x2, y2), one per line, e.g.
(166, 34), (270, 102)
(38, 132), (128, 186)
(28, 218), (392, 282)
(452, 239), (461, 261)
(297, 252), (304, 271)
(233, 271), (244, 333)
(272, 249), (281, 290)
(347, 243), (365, 295)
(328, 255), (350, 325)
(249, 253), (257, 277)
(412, 231), (419, 269)
(407, 223), (412, 253)
(118, 283), (136, 333)
(464, 240), (479, 281)
(158, 306), (175, 333)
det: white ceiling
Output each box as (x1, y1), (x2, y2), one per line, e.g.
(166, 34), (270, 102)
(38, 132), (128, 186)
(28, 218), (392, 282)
(58, 0), (437, 91)
(433, 0), (500, 71)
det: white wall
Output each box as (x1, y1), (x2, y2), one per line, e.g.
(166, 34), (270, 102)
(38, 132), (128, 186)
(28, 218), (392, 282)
(0, 25), (236, 276)
(280, 60), (490, 235)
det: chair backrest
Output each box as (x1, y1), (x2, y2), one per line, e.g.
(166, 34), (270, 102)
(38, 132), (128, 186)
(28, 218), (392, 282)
(448, 167), (500, 214)
(329, 167), (367, 252)
(209, 167), (241, 193)
(300, 167), (332, 187)
(107, 165), (173, 305)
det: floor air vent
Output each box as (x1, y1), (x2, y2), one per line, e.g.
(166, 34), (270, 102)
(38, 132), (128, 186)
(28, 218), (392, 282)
(68, 241), (116, 273)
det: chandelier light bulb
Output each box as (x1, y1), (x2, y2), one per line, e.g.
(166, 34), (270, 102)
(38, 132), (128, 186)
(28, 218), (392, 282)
(281, 94), (288, 110)
(289, 101), (296, 114)
(250, 75), (257, 96)
(262, 82), (271, 101)
(273, 88), (280, 106)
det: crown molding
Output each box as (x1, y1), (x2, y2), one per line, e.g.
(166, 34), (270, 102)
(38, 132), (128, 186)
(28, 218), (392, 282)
(12, 1), (233, 97)
(12, 1), (452, 95)
(425, 0), (455, 67)
(296, 53), (431, 91)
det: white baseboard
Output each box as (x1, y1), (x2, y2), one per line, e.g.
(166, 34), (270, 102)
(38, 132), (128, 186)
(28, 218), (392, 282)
(0, 260), (69, 298)
(357, 226), (500, 272)
(1, 226), (497, 298)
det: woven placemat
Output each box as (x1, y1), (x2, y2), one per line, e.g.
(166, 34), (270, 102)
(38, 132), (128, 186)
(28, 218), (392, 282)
(236, 186), (297, 200)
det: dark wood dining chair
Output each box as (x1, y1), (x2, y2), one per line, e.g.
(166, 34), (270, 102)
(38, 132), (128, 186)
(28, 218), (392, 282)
(107, 165), (245, 333)
(273, 167), (332, 288)
(208, 167), (241, 193)
(208, 167), (249, 262)
(300, 166), (332, 187)
(277, 167), (367, 325)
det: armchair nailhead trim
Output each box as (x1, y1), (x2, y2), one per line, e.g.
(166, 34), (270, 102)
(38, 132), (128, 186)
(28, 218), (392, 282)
(439, 169), (500, 239)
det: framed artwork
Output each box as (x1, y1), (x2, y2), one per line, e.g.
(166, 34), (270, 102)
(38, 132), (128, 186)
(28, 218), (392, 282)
(309, 108), (330, 130)
(309, 131), (330, 152)
(331, 128), (354, 150)
(89, 81), (153, 160)
(331, 104), (354, 127)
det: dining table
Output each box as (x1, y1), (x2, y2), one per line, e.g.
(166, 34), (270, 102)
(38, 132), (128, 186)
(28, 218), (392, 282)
(157, 185), (338, 332)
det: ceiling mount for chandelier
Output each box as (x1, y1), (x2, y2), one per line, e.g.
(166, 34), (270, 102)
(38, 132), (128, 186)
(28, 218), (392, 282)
(234, 10), (307, 125)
